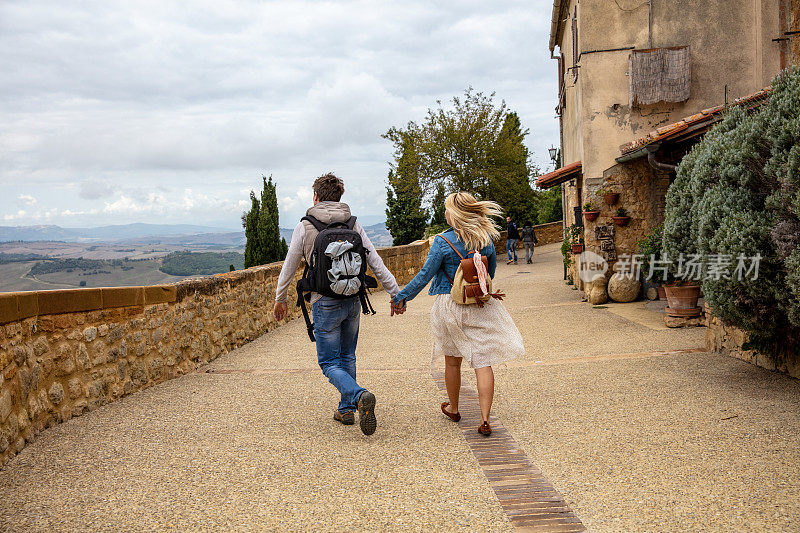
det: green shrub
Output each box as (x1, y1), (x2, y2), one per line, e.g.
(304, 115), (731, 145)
(662, 69), (800, 352)
(561, 239), (573, 269)
(636, 223), (663, 281)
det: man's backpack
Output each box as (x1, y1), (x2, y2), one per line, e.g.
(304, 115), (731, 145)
(438, 234), (504, 307)
(296, 215), (377, 341)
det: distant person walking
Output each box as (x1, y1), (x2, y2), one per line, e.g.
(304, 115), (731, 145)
(391, 192), (525, 436)
(273, 173), (401, 436)
(506, 216), (520, 265)
(521, 221), (538, 264)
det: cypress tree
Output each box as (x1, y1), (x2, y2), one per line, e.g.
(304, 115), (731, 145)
(242, 191), (261, 268)
(242, 175), (288, 268)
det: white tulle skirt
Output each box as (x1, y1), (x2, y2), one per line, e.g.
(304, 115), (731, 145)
(430, 294), (524, 369)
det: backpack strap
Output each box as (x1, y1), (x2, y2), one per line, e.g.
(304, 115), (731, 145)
(437, 233), (480, 285)
(300, 215), (328, 232)
(437, 234), (465, 259)
(301, 215), (358, 232)
(296, 265), (316, 342)
(436, 234), (458, 284)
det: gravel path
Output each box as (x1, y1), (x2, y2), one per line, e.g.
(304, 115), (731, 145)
(1, 243), (798, 532)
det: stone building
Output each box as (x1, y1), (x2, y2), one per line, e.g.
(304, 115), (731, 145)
(537, 0), (791, 289)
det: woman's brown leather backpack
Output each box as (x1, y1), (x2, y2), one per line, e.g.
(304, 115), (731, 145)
(438, 234), (504, 307)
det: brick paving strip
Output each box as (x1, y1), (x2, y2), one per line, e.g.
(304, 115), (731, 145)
(198, 347), (703, 530)
(432, 371), (586, 533)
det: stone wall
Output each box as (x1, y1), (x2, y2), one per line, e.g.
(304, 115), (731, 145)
(706, 309), (800, 379)
(565, 158), (670, 291)
(496, 221), (564, 252)
(369, 240), (432, 288)
(0, 241), (431, 467)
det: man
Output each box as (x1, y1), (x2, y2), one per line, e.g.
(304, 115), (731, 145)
(506, 216), (520, 265)
(273, 173), (401, 436)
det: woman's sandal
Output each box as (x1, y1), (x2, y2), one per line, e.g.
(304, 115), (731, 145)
(478, 421), (492, 436)
(441, 402), (461, 422)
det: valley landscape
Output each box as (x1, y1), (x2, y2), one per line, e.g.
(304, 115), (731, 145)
(0, 222), (392, 292)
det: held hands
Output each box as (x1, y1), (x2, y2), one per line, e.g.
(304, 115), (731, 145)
(390, 298), (407, 317)
(273, 300), (287, 321)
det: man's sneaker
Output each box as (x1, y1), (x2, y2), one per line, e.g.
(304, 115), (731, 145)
(334, 410), (355, 425)
(356, 391), (377, 435)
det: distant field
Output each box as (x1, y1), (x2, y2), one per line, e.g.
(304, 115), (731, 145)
(0, 241), (242, 260)
(0, 259), (186, 292)
(0, 262), (58, 292)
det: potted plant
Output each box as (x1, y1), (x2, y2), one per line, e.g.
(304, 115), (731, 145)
(637, 224), (666, 299)
(664, 280), (702, 318)
(599, 187), (620, 206)
(612, 207), (631, 226)
(583, 202), (600, 222)
(567, 223), (584, 254)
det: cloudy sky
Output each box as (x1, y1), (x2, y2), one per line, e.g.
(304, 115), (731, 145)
(1, 0), (558, 230)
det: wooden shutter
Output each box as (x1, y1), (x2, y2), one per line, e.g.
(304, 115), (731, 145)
(572, 7), (578, 81)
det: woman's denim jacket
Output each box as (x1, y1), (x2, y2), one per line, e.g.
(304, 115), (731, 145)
(393, 228), (497, 303)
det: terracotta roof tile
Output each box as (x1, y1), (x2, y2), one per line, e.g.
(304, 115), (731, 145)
(619, 87), (772, 156)
(535, 161), (582, 188)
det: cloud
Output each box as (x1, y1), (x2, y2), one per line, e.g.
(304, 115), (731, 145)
(280, 186), (314, 214)
(0, 0), (559, 228)
(79, 180), (114, 200)
(4, 210), (28, 222)
(18, 194), (37, 206)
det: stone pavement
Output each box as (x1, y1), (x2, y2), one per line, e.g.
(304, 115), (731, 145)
(1, 243), (799, 531)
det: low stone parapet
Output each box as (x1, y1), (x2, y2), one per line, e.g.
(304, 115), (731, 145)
(706, 307), (799, 379)
(0, 239), (431, 467)
(496, 221), (564, 251)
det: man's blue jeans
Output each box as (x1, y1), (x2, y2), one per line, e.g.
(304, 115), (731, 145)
(312, 296), (365, 413)
(507, 238), (518, 261)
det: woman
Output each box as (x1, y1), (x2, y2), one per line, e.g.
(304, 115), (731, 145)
(392, 192), (525, 436)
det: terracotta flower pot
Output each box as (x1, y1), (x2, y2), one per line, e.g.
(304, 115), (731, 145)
(604, 193), (620, 205)
(583, 210), (600, 222)
(664, 284), (702, 318)
(612, 216), (631, 226)
(571, 243), (585, 254)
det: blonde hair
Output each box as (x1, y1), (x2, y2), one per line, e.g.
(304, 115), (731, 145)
(444, 192), (502, 251)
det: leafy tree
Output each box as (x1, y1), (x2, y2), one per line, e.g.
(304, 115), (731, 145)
(384, 88), (535, 221)
(430, 183), (447, 226)
(242, 175), (289, 268)
(488, 112), (536, 223)
(534, 186), (564, 224)
(385, 130), (428, 245)
(662, 69), (800, 354)
(386, 174), (427, 246)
